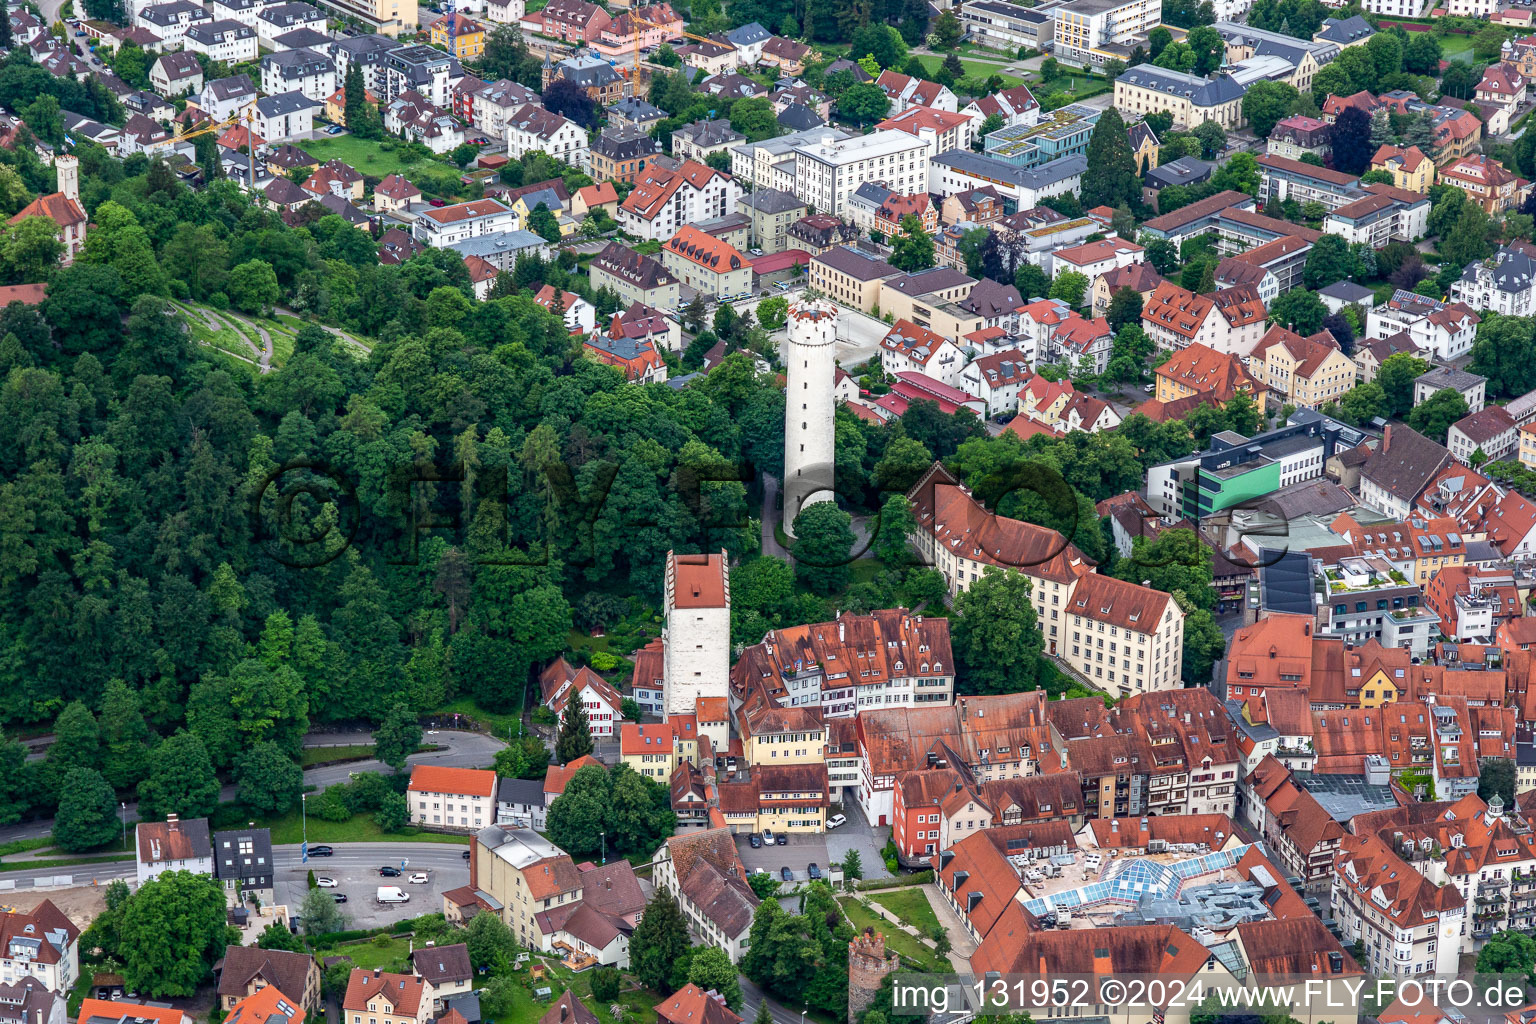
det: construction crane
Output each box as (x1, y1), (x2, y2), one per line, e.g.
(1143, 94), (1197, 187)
(173, 108), (262, 194)
(629, 10), (732, 75)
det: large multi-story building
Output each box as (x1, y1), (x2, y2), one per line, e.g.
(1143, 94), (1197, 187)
(618, 160), (739, 240)
(314, 0), (415, 33)
(789, 131), (929, 218)
(1114, 65), (1245, 129)
(730, 610), (954, 719)
(1053, 0), (1162, 68)
(1145, 408), (1366, 519)
(1246, 325), (1359, 409)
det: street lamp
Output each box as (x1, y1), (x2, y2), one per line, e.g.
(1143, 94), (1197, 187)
(600, 831), (606, 866)
(119, 802), (126, 850)
(301, 792), (308, 861)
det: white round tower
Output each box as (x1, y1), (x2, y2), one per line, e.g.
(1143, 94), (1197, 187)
(782, 297), (838, 538)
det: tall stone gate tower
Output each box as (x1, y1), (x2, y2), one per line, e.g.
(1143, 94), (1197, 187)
(848, 927), (898, 1023)
(782, 298), (838, 538)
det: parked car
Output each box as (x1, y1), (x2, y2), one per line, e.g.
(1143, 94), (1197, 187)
(429, 198), (446, 207)
(780, 866), (793, 882)
(325, 125), (343, 135)
(1143, 383), (1155, 393)
(309, 845), (333, 856)
(807, 863), (821, 879)
(461, 849), (471, 860)
(749, 833), (762, 848)
(762, 829), (776, 845)
(408, 872), (429, 884)
(332, 893), (349, 903)
(316, 877), (338, 887)
(827, 813), (846, 829)
(379, 866), (401, 876)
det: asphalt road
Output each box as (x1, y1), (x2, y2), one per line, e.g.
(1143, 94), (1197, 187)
(0, 729), (505, 844)
(278, 841), (472, 929)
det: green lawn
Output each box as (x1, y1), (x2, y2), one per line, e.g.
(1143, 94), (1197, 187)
(1039, 74), (1112, 99)
(0, 837), (51, 858)
(838, 897), (948, 971)
(258, 806), (471, 846)
(303, 135), (441, 180)
(869, 889), (942, 935)
(0, 852), (135, 870)
(301, 744), (376, 766)
(1441, 33), (1475, 63)
(913, 55), (1026, 89)
(321, 936), (413, 972)
(437, 697), (535, 742)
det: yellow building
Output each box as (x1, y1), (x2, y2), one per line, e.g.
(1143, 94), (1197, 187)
(1246, 325), (1358, 409)
(739, 703), (827, 766)
(1521, 422), (1536, 469)
(1153, 341), (1259, 406)
(1370, 144), (1435, 193)
(717, 764), (829, 834)
(429, 12), (484, 60)
(620, 722), (679, 780)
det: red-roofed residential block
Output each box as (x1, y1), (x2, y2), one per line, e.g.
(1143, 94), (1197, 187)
(407, 766), (497, 832)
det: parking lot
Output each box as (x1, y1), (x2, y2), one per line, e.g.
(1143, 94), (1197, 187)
(734, 800), (893, 885)
(273, 843), (472, 931)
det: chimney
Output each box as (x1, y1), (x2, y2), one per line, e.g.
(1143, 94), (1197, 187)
(55, 154), (78, 204)
(167, 813), (179, 831)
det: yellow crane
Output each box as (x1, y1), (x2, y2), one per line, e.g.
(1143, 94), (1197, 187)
(629, 10), (732, 75)
(172, 107), (262, 193)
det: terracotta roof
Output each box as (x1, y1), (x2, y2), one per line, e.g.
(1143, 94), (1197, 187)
(621, 160), (723, 223)
(342, 972), (426, 1017)
(1235, 916), (1361, 977)
(971, 923), (1215, 989)
(1087, 814), (1236, 849)
(906, 462), (1090, 584)
(523, 855), (582, 900)
(1066, 573), (1171, 634)
(1141, 189), (1250, 233)
(671, 550), (727, 607)
(656, 986), (742, 1024)
(1452, 405), (1517, 445)
(1372, 144), (1429, 173)
(406, 765), (496, 798)
(543, 754), (605, 796)
(663, 225), (748, 274)
(136, 816), (211, 866)
(1251, 324), (1342, 380)
(663, 828), (758, 937)
(78, 1002), (183, 1024)
(1141, 281), (1216, 341)
(8, 191), (84, 231)
(1155, 342), (1257, 401)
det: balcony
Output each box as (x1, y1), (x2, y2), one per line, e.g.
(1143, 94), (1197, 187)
(1481, 877), (1510, 890)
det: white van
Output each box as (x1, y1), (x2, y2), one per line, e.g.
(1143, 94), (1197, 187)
(376, 886), (411, 904)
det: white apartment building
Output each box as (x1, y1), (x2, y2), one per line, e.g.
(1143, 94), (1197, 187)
(1053, 0), (1163, 69)
(183, 19), (257, 61)
(1366, 291), (1481, 361)
(210, 0), (271, 26)
(251, 91), (319, 141)
(407, 766), (497, 831)
(504, 103), (590, 170)
(261, 47), (336, 101)
(1451, 245), (1536, 318)
(136, 1), (212, 48)
(730, 127), (849, 193)
(618, 161), (741, 241)
(413, 198), (516, 246)
(791, 130), (930, 218)
(1060, 573), (1185, 698)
